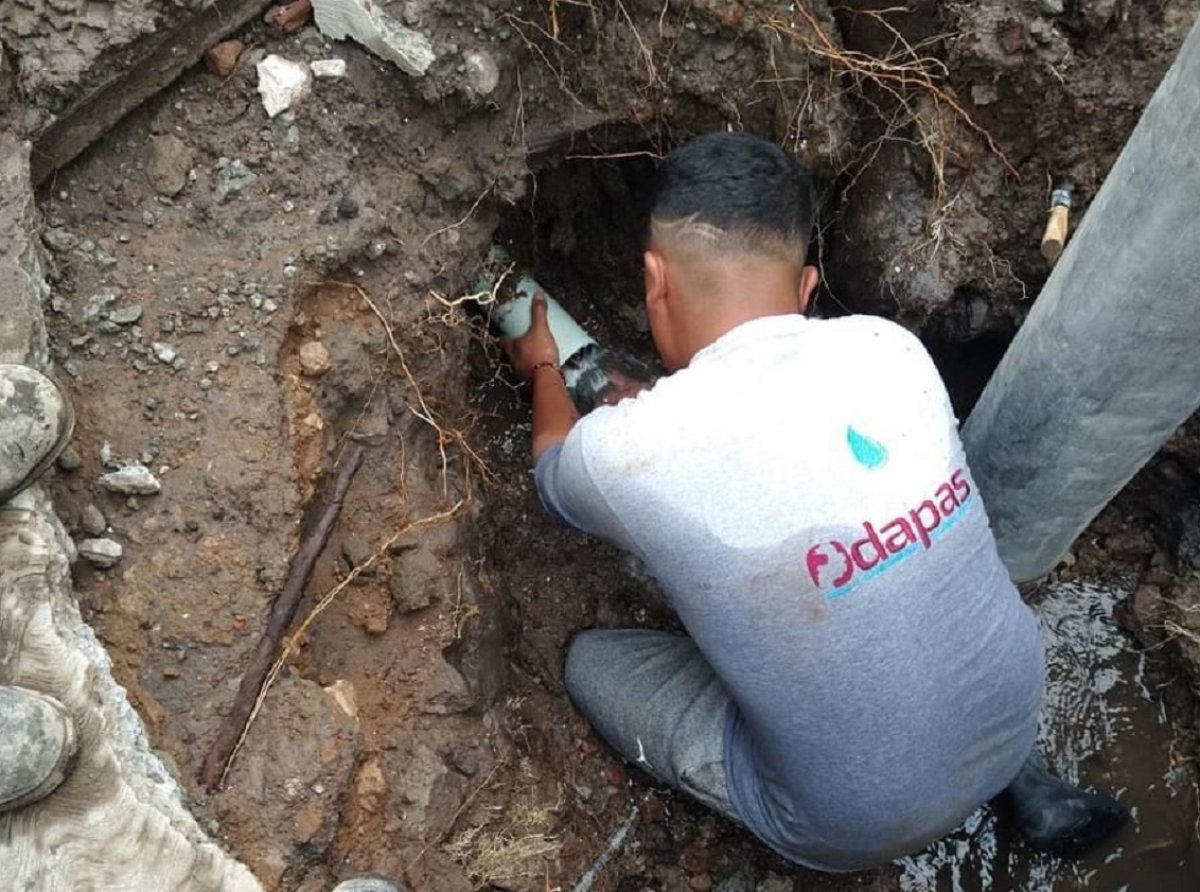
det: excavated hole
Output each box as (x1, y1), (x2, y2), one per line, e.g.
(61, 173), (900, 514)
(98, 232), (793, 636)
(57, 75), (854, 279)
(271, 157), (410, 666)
(464, 143), (1200, 891)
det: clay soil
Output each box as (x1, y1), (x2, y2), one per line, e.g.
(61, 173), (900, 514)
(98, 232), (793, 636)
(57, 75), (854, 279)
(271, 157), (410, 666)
(21, 1), (1200, 890)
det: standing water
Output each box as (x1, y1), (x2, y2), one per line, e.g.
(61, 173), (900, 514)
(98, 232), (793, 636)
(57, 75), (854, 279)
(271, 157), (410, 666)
(899, 580), (1199, 890)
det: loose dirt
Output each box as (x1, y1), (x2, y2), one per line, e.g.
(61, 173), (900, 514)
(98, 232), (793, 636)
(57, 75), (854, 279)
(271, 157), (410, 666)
(15, 1), (1200, 890)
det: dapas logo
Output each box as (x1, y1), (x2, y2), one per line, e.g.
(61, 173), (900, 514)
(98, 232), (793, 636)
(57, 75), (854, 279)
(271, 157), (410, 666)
(806, 469), (973, 598)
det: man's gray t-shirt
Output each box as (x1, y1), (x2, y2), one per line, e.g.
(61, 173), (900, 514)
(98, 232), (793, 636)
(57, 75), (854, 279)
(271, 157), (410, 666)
(536, 314), (1044, 871)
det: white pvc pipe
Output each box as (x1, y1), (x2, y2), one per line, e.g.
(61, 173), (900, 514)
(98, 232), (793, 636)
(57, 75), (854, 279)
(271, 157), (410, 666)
(475, 246), (597, 366)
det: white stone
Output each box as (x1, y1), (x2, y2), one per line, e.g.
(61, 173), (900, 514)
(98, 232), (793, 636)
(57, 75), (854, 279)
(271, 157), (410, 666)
(151, 341), (177, 364)
(98, 464), (161, 495)
(310, 58), (348, 79)
(256, 55), (313, 119)
(312, 0), (435, 77)
(78, 537), (122, 568)
(463, 48), (499, 97)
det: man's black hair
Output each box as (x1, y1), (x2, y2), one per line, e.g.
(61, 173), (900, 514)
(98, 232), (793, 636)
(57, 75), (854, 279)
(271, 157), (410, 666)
(649, 132), (814, 258)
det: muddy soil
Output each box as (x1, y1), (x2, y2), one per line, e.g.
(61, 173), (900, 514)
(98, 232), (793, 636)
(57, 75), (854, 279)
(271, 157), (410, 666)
(12, 0), (1200, 890)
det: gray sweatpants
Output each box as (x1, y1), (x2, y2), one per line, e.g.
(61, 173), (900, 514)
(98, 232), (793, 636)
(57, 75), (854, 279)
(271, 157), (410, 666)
(564, 629), (738, 821)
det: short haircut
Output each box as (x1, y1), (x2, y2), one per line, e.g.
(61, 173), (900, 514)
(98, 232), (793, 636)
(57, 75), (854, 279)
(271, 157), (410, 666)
(649, 132), (814, 265)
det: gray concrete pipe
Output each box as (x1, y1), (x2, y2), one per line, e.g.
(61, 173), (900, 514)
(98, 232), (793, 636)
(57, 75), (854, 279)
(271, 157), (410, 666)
(962, 15), (1200, 584)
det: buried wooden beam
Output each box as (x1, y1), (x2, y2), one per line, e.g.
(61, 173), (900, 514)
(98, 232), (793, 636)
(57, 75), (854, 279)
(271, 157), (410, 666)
(27, 0), (270, 184)
(962, 15), (1200, 584)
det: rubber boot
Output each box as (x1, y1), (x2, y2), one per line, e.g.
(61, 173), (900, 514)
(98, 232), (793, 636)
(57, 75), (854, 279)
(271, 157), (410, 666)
(0, 686), (79, 814)
(1004, 751), (1129, 857)
(0, 364), (75, 503)
(332, 877), (403, 892)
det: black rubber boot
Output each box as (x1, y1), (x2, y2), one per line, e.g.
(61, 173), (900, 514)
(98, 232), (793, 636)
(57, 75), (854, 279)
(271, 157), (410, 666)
(1004, 751), (1129, 858)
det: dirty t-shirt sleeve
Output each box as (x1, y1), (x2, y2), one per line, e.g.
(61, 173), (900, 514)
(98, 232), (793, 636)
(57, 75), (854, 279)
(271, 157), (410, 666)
(534, 418), (635, 551)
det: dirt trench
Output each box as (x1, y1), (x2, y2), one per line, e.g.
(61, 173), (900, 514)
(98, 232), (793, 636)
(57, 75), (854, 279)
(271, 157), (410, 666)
(7, 0), (1200, 890)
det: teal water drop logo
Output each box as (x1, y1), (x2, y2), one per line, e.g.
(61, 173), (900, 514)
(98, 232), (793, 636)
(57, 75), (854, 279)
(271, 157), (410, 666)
(847, 426), (888, 470)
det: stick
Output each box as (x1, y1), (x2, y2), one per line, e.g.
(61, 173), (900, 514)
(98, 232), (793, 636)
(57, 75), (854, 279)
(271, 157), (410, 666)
(198, 445), (364, 790)
(569, 805), (639, 892)
(219, 499), (466, 789)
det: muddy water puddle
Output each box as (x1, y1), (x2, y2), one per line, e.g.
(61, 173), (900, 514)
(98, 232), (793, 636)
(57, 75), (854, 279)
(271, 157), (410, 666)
(900, 581), (1199, 891)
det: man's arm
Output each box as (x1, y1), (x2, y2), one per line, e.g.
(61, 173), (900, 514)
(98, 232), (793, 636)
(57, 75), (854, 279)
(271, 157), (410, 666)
(501, 293), (577, 459)
(500, 292), (638, 548)
(530, 364), (578, 458)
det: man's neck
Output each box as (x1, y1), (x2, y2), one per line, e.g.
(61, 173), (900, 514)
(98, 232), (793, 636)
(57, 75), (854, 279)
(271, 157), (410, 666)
(674, 260), (805, 364)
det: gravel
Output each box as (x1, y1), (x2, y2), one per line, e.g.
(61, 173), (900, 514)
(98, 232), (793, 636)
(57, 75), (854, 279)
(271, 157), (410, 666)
(98, 464), (162, 495)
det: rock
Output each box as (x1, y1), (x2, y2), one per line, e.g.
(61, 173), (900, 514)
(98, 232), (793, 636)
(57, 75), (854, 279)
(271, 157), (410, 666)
(1041, 0), (1064, 14)
(56, 445), (82, 472)
(690, 875), (713, 892)
(224, 675), (361, 868)
(439, 742), (482, 777)
(1175, 504), (1200, 571)
(336, 195), (359, 219)
(82, 290), (117, 324)
(1001, 20), (1025, 54)
(1082, 0), (1120, 31)
(99, 465), (161, 495)
(971, 84), (1000, 107)
(420, 655), (474, 715)
(256, 55), (312, 118)
(299, 341), (332, 376)
(213, 158), (257, 203)
(354, 758), (388, 814)
(312, 0), (436, 76)
(146, 135), (191, 197)
(1133, 584), (1164, 621)
(151, 342), (178, 365)
(310, 58), (347, 79)
(463, 48), (499, 97)
(714, 869), (755, 892)
(41, 227), (78, 253)
(109, 305), (143, 326)
(78, 537), (122, 568)
(341, 535), (375, 574)
(80, 504), (107, 536)
(324, 679), (358, 720)
(755, 874), (792, 892)
(347, 399), (390, 444)
(352, 593), (391, 633)
(1105, 526), (1155, 562)
(205, 39), (245, 76)
(392, 743), (460, 832)
(388, 563), (433, 613)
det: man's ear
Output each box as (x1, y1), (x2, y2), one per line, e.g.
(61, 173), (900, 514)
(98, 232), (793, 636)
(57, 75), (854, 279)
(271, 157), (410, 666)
(798, 264), (820, 315)
(644, 248), (680, 370)
(644, 248), (668, 313)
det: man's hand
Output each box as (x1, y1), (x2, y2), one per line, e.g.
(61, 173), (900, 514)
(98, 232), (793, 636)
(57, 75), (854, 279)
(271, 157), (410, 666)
(601, 369), (650, 406)
(501, 293), (560, 382)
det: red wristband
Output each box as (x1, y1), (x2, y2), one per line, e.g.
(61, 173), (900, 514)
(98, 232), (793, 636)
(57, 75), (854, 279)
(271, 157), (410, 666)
(528, 361), (562, 382)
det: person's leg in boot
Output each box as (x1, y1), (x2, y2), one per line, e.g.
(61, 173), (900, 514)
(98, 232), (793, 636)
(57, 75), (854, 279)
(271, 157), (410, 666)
(565, 628), (736, 821)
(0, 685), (78, 814)
(1004, 750), (1129, 857)
(0, 364), (74, 503)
